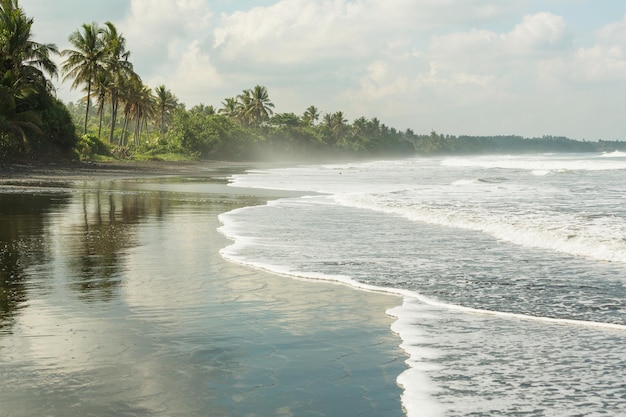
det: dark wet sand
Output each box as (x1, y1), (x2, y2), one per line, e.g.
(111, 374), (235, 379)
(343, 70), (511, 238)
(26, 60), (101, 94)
(0, 160), (407, 417)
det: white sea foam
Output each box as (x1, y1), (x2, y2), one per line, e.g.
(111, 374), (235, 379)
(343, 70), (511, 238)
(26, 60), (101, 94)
(442, 154), (626, 172)
(333, 192), (626, 265)
(218, 195), (626, 417)
(224, 155), (626, 416)
(600, 150), (626, 158)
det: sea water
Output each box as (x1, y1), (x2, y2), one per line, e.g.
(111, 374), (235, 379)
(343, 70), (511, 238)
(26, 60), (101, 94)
(219, 153), (626, 416)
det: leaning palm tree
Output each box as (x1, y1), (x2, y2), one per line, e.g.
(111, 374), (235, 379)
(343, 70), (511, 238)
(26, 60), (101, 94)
(0, 0), (58, 91)
(0, 0), (59, 80)
(154, 84), (177, 143)
(61, 22), (105, 134)
(0, 0), (58, 144)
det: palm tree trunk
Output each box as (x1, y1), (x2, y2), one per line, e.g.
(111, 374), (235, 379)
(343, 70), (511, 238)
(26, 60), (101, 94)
(83, 79), (92, 135)
(134, 114), (141, 146)
(109, 96), (118, 144)
(160, 107), (165, 143)
(120, 113), (129, 147)
(98, 107), (104, 138)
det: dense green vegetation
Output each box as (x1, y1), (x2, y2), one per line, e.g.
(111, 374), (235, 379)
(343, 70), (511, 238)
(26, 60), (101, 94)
(1, 0), (624, 163)
(0, 0), (76, 159)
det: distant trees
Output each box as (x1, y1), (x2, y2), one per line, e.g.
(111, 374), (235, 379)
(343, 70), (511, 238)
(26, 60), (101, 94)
(217, 85), (275, 127)
(303, 105), (320, 126)
(4, 0), (613, 163)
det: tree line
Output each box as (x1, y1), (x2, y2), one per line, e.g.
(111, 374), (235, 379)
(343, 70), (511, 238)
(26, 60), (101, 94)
(2, 0), (624, 162)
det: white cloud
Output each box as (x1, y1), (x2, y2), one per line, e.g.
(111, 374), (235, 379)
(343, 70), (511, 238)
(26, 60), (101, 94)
(573, 44), (626, 82)
(570, 14), (626, 82)
(29, 0), (626, 139)
(155, 40), (222, 103)
(211, 0), (526, 66)
(353, 12), (567, 101)
(122, 0), (212, 49)
(213, 0), (375, 64)
(505, 12), (566, 50)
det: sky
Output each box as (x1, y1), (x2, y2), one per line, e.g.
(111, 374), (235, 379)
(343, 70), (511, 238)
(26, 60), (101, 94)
(21, 0), (626, 141)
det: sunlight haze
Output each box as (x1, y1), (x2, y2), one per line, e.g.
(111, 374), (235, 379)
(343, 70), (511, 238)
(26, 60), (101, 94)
(23, 0), (626, 141)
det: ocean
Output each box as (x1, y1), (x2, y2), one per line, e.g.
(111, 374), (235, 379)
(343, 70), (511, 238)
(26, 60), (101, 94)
(219, 152), (626, 417)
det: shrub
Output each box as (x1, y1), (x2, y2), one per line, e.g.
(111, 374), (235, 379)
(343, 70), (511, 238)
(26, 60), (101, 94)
(76, 134), (111, 160)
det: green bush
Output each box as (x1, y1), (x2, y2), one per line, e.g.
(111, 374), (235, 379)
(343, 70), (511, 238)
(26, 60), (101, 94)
(76, 134), (111, 160)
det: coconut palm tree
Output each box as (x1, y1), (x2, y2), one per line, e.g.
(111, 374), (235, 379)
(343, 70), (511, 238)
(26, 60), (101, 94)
(352, 116), (368, 137)
(92, 70), (110, 138)
(235, 89), (253, 126)
(0, 0), (58, 143)
(0, 0), (58, 86)
(303, 105), (320, 126)
(190, 104), (215, 115)
(322, 111), (348, 142)
(61, 22), (105, 134)
(0, 85), (41, 142)
(119, 75), (143, 147)
(331, 111), (348, 138)
(218, 97), (238, 118)
(246, 85), (274, 126)
(154, 84), (177, 143)
(131, 84), (154, 145)
(101, 21), (136, 144)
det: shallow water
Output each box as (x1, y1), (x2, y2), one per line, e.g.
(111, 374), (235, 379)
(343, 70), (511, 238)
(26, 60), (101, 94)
(223, 154), (626, 416)
(0, 174), (406, 417)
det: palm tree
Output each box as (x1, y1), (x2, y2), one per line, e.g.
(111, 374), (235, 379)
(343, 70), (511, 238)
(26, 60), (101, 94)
(119, 75), (143, 147)
(0, 85), (42, 142)
(352, 116), (368, 137)
(154, 84), (177, 143)
(131, 84), (154, 145)
(218, 97), (238, 118)
(322, 111), (348, 143)
(303, 105), (320, 126)
(235, 89), (253, 126)
(61, 22), (105, 134)
(190, 104), (215, 115)
(331, 111), (348, 138)
(0, 0), (58, 144)
(0, 0), (58, 83)
(101, 21), (136, 144)
(92, 70), (110, 138)
(246, 85), (274, 126)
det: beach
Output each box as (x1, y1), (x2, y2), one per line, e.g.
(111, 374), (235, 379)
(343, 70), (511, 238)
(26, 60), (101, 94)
(0, 161), (407, 417)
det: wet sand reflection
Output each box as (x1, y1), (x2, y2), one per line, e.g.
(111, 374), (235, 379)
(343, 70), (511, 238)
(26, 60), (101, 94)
(0, 176), (405, 417)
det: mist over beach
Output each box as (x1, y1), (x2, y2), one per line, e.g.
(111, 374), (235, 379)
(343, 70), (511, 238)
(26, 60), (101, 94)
(2, 0), (626, 415)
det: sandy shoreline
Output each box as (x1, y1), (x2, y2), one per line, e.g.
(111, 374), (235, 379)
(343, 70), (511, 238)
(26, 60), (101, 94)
(0, 159), (408, 416)
(0, 160), (253, 181)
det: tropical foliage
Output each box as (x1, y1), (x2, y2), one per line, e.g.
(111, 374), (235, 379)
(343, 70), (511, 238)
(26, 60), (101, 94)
(0, 0), (75, 157)
(2, 1), (624, 163)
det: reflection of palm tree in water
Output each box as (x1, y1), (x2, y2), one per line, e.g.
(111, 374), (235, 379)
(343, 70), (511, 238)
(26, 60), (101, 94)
(66, 188), (170, 302)
(0, 194), (70, 332)
(66, 190), (142, 302)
